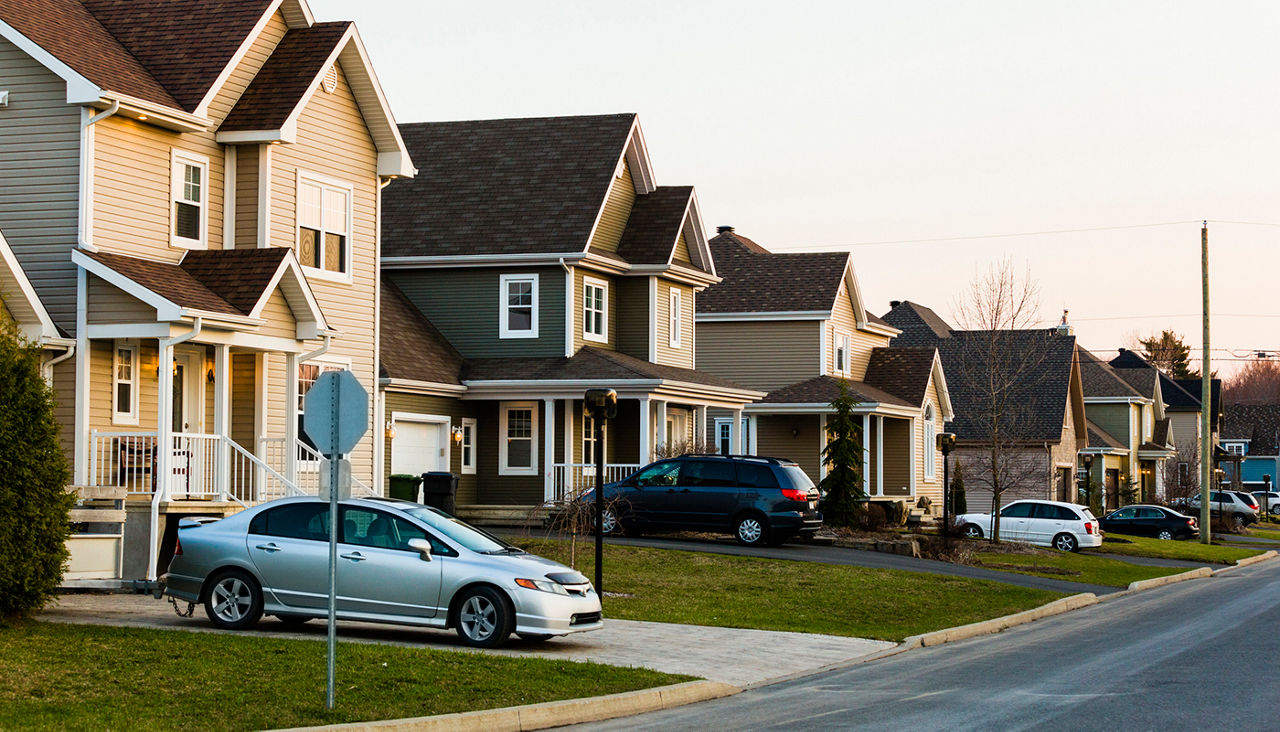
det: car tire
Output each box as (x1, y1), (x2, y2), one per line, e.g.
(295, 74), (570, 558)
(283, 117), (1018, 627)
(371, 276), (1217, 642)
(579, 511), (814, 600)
(733, 514), (769, 547)
(1053, 532), (1079, 553)
(455, 586), (513, 648)
(204, 569), (264, 630)
(1233, 513), (1246, 529)
(1157, 529), (1174, 541)
(275, 613), (311, 626)
(962, 524), (983, 539)
(595, 507), (619, 536)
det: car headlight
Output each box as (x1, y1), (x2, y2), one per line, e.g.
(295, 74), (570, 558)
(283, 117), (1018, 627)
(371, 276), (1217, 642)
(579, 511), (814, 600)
(515, 577), (570, 595)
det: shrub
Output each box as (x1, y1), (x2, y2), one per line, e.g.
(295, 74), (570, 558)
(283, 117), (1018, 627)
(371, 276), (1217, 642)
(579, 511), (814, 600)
(819, 381), (866, 528)
(0, 321), (73, 618)
(855, 503), (887, 532)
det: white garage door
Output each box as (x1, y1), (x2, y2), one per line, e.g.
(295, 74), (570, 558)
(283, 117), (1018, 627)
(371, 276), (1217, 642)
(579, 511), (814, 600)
(392, 421), (443, 476)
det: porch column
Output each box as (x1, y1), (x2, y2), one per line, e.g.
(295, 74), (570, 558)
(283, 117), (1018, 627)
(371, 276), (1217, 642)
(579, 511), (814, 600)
(875, 415), (884, 497)
(654, 400), (668, 453)
(543, 398), (556, 501)
(862, 414), (871, 496)
(284, 353), (299, 483)
(563, 397), (574, 469)
(694, 406), (707, 449)
(731, 408), (744, 454)
(819, 414), (828, 481)
(157, 342), (174, 500)
(638, 396), (651, 463)
(213, 344), (231, 500)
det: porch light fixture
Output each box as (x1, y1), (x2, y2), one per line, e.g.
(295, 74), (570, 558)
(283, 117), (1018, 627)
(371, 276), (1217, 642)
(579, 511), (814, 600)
(206, 368), (215, 383)
(384, 421), (396, 441)
(451, 425), (464, 443)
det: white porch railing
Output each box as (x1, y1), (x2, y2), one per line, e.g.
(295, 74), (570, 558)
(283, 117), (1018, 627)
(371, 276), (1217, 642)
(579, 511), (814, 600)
(552, 463), (640, 501)
(259, 436), (376, 497)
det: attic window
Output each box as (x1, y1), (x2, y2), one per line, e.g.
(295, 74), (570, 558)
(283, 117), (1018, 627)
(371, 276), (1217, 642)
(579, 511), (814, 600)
(322, 65), (338, 94)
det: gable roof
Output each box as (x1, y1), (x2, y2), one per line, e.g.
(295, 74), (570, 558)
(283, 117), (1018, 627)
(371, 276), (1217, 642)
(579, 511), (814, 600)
(1107, 349), (1159, 397)
(219, 21), (351, 131)
(863, 346), (937, 407)
(1222, 404), (1280, 456)
(1176, 378), (1222, 426)
(1085, 419), (1128, 450)
(1078, 348), (1142, 398)
(1159, 372), (1201, 411)
(379, 281), (464, 386)
(757, 375), (914, 408)
(613, 186), (708, 271)
(0, 228), (61, 342)
(383, 114), (641, 259)
(881, 300), (954, 347)
(464, 346), (754, 394)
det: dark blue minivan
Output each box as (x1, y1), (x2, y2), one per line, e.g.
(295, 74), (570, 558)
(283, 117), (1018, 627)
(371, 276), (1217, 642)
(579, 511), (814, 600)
(587, 455), (823, 546)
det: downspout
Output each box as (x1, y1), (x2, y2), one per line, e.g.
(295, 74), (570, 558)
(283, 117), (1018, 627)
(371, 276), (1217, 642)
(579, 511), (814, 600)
(43, 342), (75, 384)
(148, 317), (202, 581)
(559, 257), (572, 357)
(300, 333), (333, 363)
(78, 100), (120, 253)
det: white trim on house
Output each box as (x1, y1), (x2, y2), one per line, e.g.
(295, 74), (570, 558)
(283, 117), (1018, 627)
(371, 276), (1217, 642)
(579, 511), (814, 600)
(170, 149), (210, 250)
(0, 230), (60, 341)
(498, 400), (539, 476)
(563, 264), (574, 357)
(243, 250), (329, 338)
(696, 310), (831, 322)
(669, 289), (682, 348)
(582, 275), (609, 344)
(923, 401), (937, 481)
(257, 143), (272, 247)
(647, 276), (657, 362)
(379, 378), (467, 396)
(833, 330), (851, 375)
(460, 417), (477, 475)
(294, 169), (354, 283)
(498, 273), (539, 339)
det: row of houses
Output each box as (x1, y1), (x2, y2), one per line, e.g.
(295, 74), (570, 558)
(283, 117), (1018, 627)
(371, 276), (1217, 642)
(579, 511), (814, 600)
(0, 0), (1227, 584)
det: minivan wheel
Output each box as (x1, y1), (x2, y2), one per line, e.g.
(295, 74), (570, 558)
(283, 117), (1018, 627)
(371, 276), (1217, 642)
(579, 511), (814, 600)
(734, 514), (768, 547)
(1053, 532), (1079, 553)
(1232, 513), (1246, 529)
(1157, 529), (1174, 541)
(595, 507), (619, 536)
(962, 524), (983, 539)
(455, 586), (513, 648)
(204, 569), (263, 630)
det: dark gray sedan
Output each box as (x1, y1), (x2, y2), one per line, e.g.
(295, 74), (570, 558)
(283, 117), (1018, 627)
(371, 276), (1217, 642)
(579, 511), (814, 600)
(163, 496), (602, 647)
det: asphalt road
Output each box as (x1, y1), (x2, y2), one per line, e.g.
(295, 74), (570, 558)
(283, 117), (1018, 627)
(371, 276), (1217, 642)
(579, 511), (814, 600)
(580, 558), (1280, 731)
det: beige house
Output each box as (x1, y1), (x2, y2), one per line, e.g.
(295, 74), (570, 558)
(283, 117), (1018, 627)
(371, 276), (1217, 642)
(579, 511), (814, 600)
(696, 229), (954, 515)
(0, 0), (413, 581)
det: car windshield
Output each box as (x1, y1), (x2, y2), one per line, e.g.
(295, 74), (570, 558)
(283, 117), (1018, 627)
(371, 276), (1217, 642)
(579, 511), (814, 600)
(778, 466), (816, 492)
(401, 505), (517, 554)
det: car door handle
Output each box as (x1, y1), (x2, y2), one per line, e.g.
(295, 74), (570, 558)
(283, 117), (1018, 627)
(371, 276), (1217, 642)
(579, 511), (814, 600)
(255, 543), (281, 553)
(340, 552), (367, 562)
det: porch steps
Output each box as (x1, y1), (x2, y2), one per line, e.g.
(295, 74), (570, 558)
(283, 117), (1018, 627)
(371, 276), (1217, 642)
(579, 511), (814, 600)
(455, 505), (550, 529)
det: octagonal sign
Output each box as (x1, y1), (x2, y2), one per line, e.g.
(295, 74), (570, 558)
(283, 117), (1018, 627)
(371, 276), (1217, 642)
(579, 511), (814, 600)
(302, 370), (368, 457)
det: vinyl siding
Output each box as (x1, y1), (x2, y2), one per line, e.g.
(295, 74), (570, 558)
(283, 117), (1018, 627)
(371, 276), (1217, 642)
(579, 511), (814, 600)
(826, 282), (890, 379)
(234, 144), (260, 248)
(0, 36), (83, 333)
(587, 158), (635, 254)
(387, 267), (566, 359)
(204, 12), (288, 122)
(475, 401), (544, 504)
(654, 279), (694, 369)
(614, 277), (649, 360)
(88, 339), (159, 434)
(697, 320), (821, 392)
(914, 379), (944, 507)
(1090, 403), (1130, 446)
(572, 268), (617, 352)
(230, 353), (256, 451)
(256, 288), (297, 340)
(1169, 412), (1199, 453)
(881, 417), (912, 497)
(85, 275), (155, 324)
(756, 414), (822, 482)
(382, 391), (478, 505)
(672, 231), (691, 265)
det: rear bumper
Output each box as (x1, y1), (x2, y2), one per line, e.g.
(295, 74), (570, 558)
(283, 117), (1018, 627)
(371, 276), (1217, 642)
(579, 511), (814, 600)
(162, 571), (203, 603)
(769, 511), (824, 535)
(1079, 533), (1104, 549)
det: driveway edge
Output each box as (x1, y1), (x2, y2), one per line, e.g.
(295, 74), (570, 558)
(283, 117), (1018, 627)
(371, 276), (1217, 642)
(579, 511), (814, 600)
(903, 592), (1099, 648)
(275, 680), (739, 732)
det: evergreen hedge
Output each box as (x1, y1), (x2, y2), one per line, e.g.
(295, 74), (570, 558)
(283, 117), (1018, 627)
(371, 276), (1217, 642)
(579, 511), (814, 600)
(0, 321), (73, 618)
(819, 380), (866, 527)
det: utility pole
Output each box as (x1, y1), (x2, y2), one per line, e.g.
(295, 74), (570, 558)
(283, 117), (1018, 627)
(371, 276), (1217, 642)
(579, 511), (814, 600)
(1200, 221), (1212, 544)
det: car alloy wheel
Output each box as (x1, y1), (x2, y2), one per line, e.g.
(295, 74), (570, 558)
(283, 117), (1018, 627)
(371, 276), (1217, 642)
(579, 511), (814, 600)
(204, 569), (263, 630)
(455, 587), (513, 648)
(962, 524), (983, 539)
(734, 515), (767, 546)
(1053, 532), (1079, 552)
(1233, 513), (1246, 529)
(596, 507), (618, 536)
(1157, 529), (1174, 541)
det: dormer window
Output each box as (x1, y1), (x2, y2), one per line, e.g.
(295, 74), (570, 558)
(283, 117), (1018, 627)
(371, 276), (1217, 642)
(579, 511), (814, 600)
(170, 150), (209, 249)
(500, 274), (539, 338)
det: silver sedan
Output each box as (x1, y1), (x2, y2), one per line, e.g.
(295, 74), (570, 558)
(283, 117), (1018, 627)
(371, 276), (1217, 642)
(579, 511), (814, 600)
(163, 496), (602, 647)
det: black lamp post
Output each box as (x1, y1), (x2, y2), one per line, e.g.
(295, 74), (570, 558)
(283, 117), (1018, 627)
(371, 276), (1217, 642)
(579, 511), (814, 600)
(1083, 454), (1094, 512)
(937, 432), (956, 534)
(584, 388), (617, 598)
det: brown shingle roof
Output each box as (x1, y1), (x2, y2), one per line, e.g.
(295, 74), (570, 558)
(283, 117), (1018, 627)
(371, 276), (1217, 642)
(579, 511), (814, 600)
(758, 375), (914, 408)
(881, 300), (954, 347)
(383, 115), (636, 258)
(83, 250), (239, 314)
(1078, 348), (1142, 398)
(611, 186), (698, 268)
(699, 231), (851, 314)
(465, 346), (754, 393)
(863, 347), (936, 406)
(379, 281), (464, 385)
(220, 22), (351, 131)
(82, 248), (296, 317)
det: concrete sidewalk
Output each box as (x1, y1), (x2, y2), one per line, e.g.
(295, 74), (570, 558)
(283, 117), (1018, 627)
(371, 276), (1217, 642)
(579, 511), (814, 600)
(40, 593), (894, 688)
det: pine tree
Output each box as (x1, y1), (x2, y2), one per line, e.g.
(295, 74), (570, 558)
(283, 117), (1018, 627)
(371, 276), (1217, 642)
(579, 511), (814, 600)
(950, 460), (967, 515)
(1139, 330), (1197, 378)
(819, 380), (865, 527)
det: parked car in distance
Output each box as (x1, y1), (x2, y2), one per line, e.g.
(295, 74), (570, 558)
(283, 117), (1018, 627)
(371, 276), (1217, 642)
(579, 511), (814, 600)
(1251, 491), (1280, 517)
(1187, 490), (1258, 528)
(586, 454), (822, 547)
(954, 499), (1102, 552)
(1099, 504), (1199, 540)
(164, 497), (602, 647)
(1232, 491), (1260, 511)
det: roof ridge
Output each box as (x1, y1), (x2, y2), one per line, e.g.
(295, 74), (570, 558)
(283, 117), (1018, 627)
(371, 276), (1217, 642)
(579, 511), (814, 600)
(583, 347), (652, 379)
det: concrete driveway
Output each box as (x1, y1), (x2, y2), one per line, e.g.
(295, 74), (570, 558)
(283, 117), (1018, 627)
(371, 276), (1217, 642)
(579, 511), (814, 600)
(40, 593), (893, 688)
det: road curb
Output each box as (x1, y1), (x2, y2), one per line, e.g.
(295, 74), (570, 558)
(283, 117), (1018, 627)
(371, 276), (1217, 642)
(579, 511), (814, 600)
(1214, 549), (1277, 574)
(273, 680), (739, 732)
(902, 593), (1099, 648)
(1125, 566), (1214, 592)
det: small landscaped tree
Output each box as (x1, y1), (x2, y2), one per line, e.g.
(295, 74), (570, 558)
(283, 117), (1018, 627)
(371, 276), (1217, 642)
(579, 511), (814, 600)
(0, 319), (73, 618)
(949, 461), (967, 516)
(820, 381), (865, 527)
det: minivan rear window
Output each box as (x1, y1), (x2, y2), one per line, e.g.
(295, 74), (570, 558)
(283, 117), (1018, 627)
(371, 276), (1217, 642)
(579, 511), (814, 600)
(736, 463), (778, 489)
(778, 465), (815, 492)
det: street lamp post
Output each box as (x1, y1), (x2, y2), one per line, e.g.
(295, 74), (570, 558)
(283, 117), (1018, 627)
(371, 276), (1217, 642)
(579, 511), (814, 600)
(1083, 454), (1094, 513)
(584, 388), (617, 598)
(937, 432), (956, 535)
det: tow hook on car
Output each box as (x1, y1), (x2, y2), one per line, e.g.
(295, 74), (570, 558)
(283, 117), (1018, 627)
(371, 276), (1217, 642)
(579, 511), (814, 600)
(154, 574), (196, 617)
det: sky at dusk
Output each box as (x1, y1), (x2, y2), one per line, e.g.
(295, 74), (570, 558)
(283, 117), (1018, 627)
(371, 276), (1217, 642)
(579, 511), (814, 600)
(312, 0), (1280, 375)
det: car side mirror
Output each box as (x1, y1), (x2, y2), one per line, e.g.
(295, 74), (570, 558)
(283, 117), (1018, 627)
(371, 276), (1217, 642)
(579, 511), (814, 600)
(406, 538), (434, 562)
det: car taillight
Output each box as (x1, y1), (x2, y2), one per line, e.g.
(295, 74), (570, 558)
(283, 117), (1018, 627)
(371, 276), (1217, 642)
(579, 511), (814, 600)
(174, 536), (182, 556)
(781, 488), (808, 502)
(1188, 518), (1197, 527)
(1084, 522), (1094, 535)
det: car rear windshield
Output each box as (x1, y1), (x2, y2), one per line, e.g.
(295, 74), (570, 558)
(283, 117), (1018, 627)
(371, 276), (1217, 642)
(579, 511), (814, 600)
(402, 505), (513, 554)
(777, 465), (816, 492)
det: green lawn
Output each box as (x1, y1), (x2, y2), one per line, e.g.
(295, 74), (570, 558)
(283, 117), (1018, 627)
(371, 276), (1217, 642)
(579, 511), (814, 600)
(1244, 527), (1280, 542)
(0, 622), (689, 731)
(972, 550), (1186, 587)
(517, 539), (1064, 642)
(1095, 535), (1264, 564)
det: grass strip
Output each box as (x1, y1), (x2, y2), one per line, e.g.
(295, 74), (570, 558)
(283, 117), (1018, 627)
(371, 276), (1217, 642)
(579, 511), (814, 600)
(1244, 527), (1280, 542)
(1098, 535), (1264, 564)
(972, 550), (1184, 587)
(0, 621), (688, 731)
(517, 539), (1064, 642)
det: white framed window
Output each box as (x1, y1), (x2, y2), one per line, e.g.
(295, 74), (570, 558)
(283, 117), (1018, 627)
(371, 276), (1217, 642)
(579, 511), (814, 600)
(170, 150), (209, 249)
(924, 403), (937, 480)
(499, 274), (539, 338)
(583, 276), (608, 343)
(460, 417), (477, 475)
(834, 331), (850, 374)
(296, 171), (353, 281)
(1225, 443), (1245, 456)
(714, 417), (751, 455)
(669, 289), (683, 348)
(499, 401), (538, 476)
(297, 360), (347, 464)
(112, 341), (138, 425)
(582, 413), (607, 473)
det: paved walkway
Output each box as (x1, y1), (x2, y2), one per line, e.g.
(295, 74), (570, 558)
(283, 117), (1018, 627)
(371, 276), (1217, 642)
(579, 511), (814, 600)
(40, 594), (893, 689)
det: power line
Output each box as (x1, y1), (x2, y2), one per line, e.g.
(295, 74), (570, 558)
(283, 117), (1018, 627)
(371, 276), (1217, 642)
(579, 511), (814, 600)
(1069, 313), (1280, 322)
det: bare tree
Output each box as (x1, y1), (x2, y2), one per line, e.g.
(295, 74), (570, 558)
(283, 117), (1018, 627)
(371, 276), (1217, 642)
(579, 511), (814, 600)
(951, 259), (1060, 543)
(1223, 358), (1280, 405)
(1161, 443), (1200, 505)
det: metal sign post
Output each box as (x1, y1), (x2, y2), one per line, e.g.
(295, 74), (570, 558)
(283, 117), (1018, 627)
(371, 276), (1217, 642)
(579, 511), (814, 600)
(302, 370), (368, 711)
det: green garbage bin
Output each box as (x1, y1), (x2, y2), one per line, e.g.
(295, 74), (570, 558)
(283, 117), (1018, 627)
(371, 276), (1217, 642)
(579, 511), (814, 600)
(388, 473), (421, 502)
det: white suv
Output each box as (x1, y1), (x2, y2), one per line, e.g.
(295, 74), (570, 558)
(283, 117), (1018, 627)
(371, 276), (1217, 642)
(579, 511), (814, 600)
(955, 499), (1102, 552)
(1251, 491), (1279, 518)
(1187, 491), (1258, 528)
